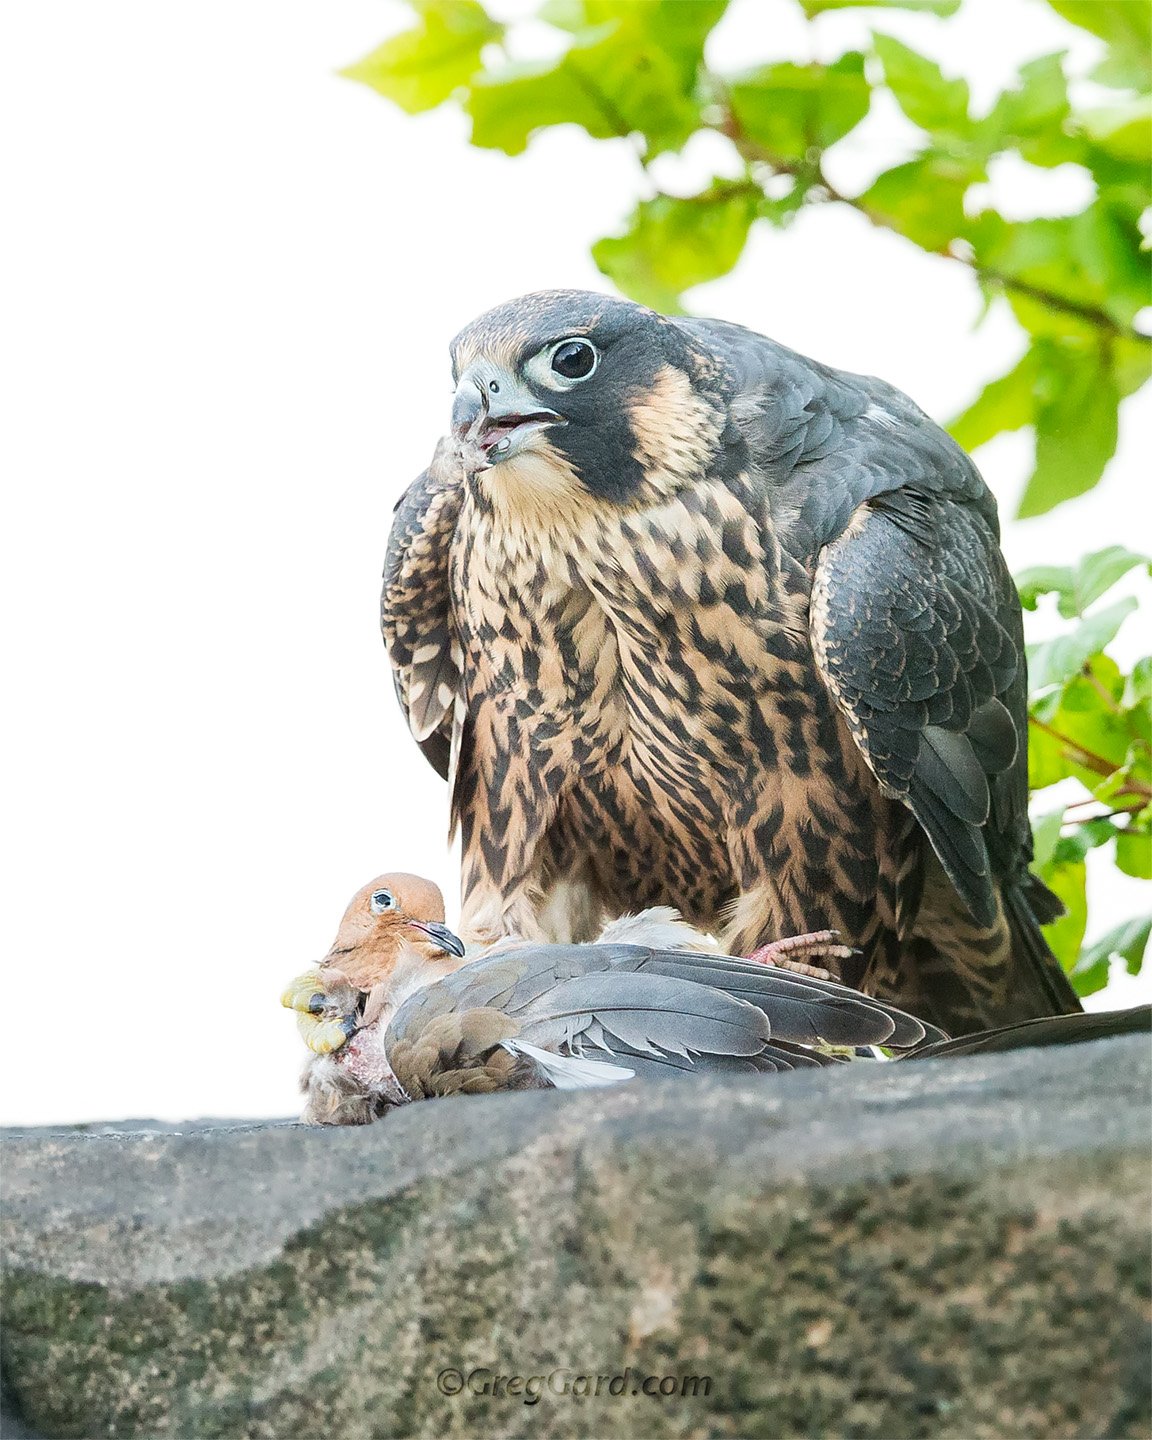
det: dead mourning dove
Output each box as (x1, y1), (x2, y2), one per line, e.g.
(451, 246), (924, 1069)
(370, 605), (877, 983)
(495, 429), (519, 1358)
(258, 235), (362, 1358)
(283, 873), (940, 1125)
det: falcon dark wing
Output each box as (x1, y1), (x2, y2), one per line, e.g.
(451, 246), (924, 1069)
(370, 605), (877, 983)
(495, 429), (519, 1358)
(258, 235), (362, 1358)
(812, 492), (1019, 923)
(804, 437), (1079, 1028)
(380, 438), (464, 782)
(687, 318), (1079, 1031)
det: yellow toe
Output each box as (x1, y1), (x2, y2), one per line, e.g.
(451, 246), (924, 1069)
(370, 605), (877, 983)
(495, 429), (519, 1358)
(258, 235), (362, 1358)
(297, 1011), (350, 1055)
(281, 969), (325, 1013)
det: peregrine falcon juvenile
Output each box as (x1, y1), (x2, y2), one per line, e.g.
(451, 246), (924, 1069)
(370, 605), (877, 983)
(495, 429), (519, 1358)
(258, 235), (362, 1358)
(381, 290), (1081, 1035)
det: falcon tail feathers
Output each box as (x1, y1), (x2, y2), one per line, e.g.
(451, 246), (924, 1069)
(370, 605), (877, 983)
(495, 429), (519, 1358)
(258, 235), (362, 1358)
(1019, 868), (1064, 926)
(911, 1004), (1150, 1060)
(1003, 881), (1082, 1020)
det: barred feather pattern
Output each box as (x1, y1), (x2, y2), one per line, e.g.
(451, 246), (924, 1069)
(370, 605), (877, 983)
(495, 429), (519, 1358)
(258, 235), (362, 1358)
(383, 291), (1080, 1034)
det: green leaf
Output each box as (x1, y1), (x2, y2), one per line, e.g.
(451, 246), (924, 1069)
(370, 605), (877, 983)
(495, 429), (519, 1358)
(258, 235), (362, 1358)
(467, 3), (719, 156)
(540, 0), (725, 91)
(633, 0), (729, 92)
(1123, 657), (1152, 710)
(1114, 336), (1152, 404)
(1117, 826), (1152, 878)
(872, 32), (971, 138)
(759, 174), (814, 228)
(1017, 564), (1074, 613)
(1039, 852), (1087, 972)
(1029, 667), (1132, 794)
(857, 155), (970, 250)
(1080, 97), (1152, 164)
(1016, 547), (1151, 619)
(1027, 597), (1138, 691)
(1028, 716), (1069, 791)
(971, 209), (1145, 342)
(981, 53), (1070, 156)
(801, 0), (960, 16)
(592, 182), (759, 312)
(1054, 815), (1121, 864)
(538, 0), (587, 29)
(1081, 815), (1125, 850)
(467, 56), (626, 152)
(1121, 657), (1152, 748)
(1030, 807), (1066, 870)
(728, 52), (870, 162)
(1068, 201), (1151, 331)
(1070, 914), (1152, 998)
(1075, 652), (1124, 700)
(1046, 1), (1152, 92)
(1066, 547), (1151, 618)
(1091, 737), (1152, 807)
(340, 0), (501, 114)
(948, 348), (1037, 453)
(1019, 340), (1119, 517)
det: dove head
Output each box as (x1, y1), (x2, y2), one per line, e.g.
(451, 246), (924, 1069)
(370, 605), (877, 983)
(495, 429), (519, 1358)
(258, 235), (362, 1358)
(319, 872), (466, 993)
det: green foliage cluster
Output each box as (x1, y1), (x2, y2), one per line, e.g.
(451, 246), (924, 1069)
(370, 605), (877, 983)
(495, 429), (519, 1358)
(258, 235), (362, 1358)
(1023, 547), (1151, 992)
(344, 0), (1151, 996)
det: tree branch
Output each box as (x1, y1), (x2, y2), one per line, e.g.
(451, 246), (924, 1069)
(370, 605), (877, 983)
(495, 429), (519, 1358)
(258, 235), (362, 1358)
(716, 108), (1151, 348)
(1029, 716), (1152, 800)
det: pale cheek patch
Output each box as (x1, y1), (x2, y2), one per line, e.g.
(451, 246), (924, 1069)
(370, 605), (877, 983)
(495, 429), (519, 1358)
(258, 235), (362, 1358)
(479, 439), (593, 530)
(628, 365), (723, 500)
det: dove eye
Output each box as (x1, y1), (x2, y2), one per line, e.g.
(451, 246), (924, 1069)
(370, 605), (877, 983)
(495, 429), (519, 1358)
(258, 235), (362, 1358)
(370, 889), (397, 914)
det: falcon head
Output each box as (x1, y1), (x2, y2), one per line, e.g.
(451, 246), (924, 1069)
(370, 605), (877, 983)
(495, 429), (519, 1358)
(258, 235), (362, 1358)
(450, 289), (728, 508)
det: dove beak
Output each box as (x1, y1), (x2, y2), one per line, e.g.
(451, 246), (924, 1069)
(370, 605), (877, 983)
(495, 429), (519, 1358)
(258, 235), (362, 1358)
(405, 919), (466, 958)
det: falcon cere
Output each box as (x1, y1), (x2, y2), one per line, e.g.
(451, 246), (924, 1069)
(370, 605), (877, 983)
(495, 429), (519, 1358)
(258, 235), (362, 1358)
(285, 290), (1150, 1122)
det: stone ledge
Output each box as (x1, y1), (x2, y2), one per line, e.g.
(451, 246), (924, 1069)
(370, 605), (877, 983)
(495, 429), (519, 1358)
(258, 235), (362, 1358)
(2, 1036), (1150, 1439)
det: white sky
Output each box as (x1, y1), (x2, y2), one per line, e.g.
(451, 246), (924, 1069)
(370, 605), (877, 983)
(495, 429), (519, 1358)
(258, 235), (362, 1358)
(1, 0), (1148, 1125)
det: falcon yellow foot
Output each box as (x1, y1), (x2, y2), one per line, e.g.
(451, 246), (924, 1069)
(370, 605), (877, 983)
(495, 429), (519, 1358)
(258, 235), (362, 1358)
(744, 930), (856, 981)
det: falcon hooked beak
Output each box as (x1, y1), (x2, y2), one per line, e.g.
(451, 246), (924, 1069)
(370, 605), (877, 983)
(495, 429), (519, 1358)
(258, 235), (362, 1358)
(451, 364), (564, 465)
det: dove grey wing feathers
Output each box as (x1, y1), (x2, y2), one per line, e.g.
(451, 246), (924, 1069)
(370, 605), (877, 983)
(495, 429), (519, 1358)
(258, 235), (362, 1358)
(514, 970), (771, 1060)
(384, 942), (946, 1076)
(630, 949), (945, 1047)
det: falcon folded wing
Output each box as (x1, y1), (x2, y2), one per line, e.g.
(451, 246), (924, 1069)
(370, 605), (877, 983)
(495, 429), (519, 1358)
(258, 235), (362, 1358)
(811, 497), (1021, 927)
(381, 438), (465, 784)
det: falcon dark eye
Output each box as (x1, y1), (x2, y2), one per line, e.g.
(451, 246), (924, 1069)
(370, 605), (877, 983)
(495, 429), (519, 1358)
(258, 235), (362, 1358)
(550, 339), (597, 381)
(370, 889), (397, 915)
